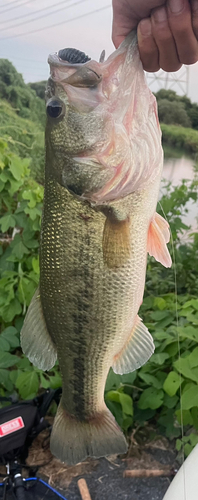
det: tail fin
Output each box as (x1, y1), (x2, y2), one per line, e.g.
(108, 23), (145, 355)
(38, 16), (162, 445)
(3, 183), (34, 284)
(50, 400), (128, 465)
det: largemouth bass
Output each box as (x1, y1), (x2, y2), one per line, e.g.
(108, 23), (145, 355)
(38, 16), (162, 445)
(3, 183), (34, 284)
(21, 31), (171, 465)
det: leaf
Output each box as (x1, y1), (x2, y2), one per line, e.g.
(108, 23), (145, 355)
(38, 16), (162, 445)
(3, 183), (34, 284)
(138, 372), (163, 389)
(158, 409), (181, 438)
(150, 353), (170, 365)
(9, 156), (30, 181)
(48, 372), (62, 389)
(105, 400), (123, 428)
(106, 390), (133, 416)
(163, 394), (179, 409)
(163, 371), (183, 397)
(120, 371), (137, 385)
(16, 371), (39, 399)
(0, 351), (20, 368)
(122, 416), (133, 431)
(138, 388), (164, 410)
(175, 409), (193, 426)
(154, 297), (167, 310)
(150, 310), (170, 321)
(0, 214), (16, 232)
(184, 443), (193, 456)
(174, 356), (198, 383)
(119, 393), (133, 416)
(0, 369), (14, 392)
(0, 336), (10, 351)
(182, 299), (198, 311)
(22, 190), (36, 208)
(1, 298), (22, 322)
(188, 347), (198, 368)
(40, 373), (50, 390)
(105, 369), (122, 392)
(165, 342), (178, 357)
(191, 407), (198, 430)
(178, 326), (198, 343)
(1, 326), (20, 348)
(182, 385), (198, 410)
(10, 234), (29, 260)
(176, 439), (182, 451)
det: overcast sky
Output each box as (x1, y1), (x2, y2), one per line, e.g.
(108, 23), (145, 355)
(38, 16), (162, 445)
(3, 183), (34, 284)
(0, 0), (198, 103)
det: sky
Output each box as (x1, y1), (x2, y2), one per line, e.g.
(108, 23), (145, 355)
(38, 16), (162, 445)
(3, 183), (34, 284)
(0, 0), (198, 103)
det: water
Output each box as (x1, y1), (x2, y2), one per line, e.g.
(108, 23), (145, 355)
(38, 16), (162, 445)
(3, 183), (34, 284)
(161, 154), (198, 233)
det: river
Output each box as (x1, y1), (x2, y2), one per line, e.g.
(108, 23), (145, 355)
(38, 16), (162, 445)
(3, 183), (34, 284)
(161, 153), (198, 233)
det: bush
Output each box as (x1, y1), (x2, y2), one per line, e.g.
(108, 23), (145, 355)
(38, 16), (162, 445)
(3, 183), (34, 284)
(158, 99), (192, 128)
(0, 59), (45, 126)
(0, 140), (62, 400)
(161, 123), (198, 156)
(155, 89), (198, 130)
(0, 99), (44, 183)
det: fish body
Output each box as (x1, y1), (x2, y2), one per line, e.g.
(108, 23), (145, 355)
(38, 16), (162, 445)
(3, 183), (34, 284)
(21, 32), (171, 465)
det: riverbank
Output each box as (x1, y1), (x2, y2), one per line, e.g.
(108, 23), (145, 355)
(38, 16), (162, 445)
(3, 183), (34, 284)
(161, 124), (198, 158)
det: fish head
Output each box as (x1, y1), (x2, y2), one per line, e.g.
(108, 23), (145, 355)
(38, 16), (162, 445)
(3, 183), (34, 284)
(46, 32), (163, 202)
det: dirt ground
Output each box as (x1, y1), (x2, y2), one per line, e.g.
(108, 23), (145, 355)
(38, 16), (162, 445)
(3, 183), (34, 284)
(24, 423), (178, 500)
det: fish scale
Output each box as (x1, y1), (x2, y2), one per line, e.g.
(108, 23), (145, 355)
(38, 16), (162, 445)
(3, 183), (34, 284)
(40, 175), (159, 417)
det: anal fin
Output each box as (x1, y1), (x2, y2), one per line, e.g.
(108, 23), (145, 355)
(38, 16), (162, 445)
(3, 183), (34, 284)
(112, 316), (155, 374)
(20, 287), (57, 371)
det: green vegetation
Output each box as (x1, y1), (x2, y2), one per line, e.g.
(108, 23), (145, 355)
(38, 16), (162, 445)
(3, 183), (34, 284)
(0, 60), (45, 125)
(0, 99), (44, 183)
(155, 89), (198, 157)
(28, 80), (47, 101)
(161, 124), (198, 156)
(155, 89), (198, 130)
(0, 140), (61, 399)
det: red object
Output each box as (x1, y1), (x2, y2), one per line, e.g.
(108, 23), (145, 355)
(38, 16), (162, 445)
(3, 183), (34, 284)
(0, 417), (24, 437)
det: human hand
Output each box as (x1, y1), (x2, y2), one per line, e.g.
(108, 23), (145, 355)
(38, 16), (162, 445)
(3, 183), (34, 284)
(112, 0), (198, 72)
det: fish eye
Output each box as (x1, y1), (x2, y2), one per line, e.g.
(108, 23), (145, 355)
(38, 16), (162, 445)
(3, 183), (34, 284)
(46, 98), (64, 118)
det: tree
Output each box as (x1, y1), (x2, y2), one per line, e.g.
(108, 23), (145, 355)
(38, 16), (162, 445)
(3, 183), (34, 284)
(28, 81), (47, 100)
(0, 59), (45, 125)
(158, 99), (192, 127)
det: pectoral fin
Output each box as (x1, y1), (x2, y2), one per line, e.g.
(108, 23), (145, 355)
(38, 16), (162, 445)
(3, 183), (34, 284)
(20, 287), (57, 371)
(147, 212), (172, 268)
(102, 216), (131, 269)
(112, 316), (155, 374)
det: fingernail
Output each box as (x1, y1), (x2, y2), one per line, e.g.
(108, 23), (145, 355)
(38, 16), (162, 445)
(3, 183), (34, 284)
(139, 19), (152, 36)
(153, 6), (167, 22)
(169, 0), (185, 14)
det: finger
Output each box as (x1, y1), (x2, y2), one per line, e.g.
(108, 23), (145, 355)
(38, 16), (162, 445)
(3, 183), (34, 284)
(151, 6), (182, 71)
(190, 0), (198, 38)
(138, 19), (160, 72)
(167, 0), (198, 65)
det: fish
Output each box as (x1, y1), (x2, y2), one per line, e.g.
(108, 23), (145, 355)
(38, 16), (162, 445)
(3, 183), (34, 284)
(20, 31), (172, 465)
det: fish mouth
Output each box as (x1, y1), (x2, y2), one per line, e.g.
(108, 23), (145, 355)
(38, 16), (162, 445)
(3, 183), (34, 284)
(48, 48), (91, 69)
(48, 48), (103, 90)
